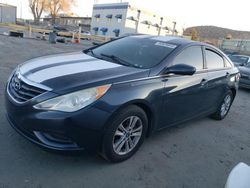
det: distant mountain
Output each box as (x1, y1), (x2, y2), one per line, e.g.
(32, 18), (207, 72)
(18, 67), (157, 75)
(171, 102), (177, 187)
(184, 26), (250, 40)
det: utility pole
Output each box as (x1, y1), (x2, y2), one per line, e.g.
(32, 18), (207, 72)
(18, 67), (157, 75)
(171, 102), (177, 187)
(158, 17), (163, 36)
(135, 10), (141, 33)
(172, 21), (176, 35)
(20, 0), (22, 19)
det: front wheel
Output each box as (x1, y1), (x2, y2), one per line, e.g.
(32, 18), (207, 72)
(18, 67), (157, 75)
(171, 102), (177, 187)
(210, 90), (234, 120)
(101, 105), (148, 162)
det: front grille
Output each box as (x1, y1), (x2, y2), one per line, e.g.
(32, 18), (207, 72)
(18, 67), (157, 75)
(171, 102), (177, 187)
(8, 73), (47, 103)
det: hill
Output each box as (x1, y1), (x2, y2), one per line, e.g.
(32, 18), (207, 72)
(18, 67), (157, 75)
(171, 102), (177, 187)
(184, 26), (250, 40)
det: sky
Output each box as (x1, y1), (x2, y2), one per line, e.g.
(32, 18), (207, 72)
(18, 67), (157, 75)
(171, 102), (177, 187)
(1, 0), (249, 31)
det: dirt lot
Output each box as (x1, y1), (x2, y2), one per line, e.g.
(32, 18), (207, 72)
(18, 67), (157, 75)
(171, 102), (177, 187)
(0, 35), (250, 188)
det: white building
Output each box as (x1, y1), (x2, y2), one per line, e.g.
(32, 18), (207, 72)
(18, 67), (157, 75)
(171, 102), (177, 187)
(0, 3), (16, 23)
(90, 2), (183, 37)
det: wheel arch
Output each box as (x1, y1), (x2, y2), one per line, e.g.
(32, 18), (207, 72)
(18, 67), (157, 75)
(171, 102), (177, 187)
(103, 99), (157, 137)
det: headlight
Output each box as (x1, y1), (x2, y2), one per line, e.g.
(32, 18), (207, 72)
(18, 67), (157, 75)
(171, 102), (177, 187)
(34, 85), (111, 112)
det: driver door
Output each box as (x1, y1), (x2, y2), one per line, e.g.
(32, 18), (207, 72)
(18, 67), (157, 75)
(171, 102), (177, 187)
(159, 46), (210, 128)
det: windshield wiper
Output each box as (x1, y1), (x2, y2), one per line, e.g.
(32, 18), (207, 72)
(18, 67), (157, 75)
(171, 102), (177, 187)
(100, 53), (139, 68)
(85, 49), (96, 56)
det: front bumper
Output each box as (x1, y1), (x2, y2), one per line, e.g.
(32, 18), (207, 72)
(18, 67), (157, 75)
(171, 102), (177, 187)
(5, 91), (112, 152)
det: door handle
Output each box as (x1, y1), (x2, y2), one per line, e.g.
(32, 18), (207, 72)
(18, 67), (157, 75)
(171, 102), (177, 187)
(226, 72), (230, 78)
(200, 78), (208, 86)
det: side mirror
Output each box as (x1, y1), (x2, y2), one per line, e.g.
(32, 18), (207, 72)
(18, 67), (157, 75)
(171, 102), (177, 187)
(164, 64), (196, 75)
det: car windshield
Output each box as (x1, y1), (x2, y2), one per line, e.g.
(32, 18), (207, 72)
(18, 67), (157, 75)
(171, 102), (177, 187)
(229, 55), (249, 64)
(86, 36), (177, 69)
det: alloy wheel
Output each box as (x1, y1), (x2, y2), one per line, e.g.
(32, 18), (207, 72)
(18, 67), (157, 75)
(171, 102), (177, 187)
(220, 94), (232, 117)
(112, 116), (143, 155)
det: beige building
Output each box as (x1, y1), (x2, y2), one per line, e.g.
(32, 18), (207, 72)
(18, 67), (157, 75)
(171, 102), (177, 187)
(90, 2), (183, 37)
(0, 3), (16, 23)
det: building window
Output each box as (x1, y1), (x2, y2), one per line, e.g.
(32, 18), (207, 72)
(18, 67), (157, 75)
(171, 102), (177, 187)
(173, 29), (178, 35)
(115, 14), (122, 23)
(113, 29), (120, 37)
(153, 23), (160, 31)
(100, 27), (108, 36)
(94, 14), (100, 22)
(92, 27), (99, 35)
(161, 26), (169, 35)
(127, 16), (138, 22)
(141, 20), (152, 29)
(106, 14), (112, 22)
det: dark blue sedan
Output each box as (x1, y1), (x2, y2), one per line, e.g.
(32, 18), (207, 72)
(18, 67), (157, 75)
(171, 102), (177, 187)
(5, 35), (239, 162)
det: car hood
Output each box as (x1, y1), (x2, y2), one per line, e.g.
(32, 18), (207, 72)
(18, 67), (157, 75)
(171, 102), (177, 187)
(19, 52), (149, 93)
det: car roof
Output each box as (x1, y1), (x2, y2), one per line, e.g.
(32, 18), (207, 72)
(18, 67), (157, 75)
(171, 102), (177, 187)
(129, 34), (203, 46)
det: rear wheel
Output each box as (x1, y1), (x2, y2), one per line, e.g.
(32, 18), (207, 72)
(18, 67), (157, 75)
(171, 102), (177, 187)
(101, 105), (148, 162)
(210, 90), (233, 120)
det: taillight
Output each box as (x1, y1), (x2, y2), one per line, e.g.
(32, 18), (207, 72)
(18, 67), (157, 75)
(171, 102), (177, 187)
(235, 73), (240, 82)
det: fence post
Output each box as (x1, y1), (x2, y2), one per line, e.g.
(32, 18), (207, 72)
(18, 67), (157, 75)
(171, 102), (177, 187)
(29, 25), (32, 37)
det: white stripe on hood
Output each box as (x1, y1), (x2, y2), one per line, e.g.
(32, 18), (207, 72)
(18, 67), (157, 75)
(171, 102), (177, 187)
(20, 52), (95, 73)
(26, 59), (121, 83)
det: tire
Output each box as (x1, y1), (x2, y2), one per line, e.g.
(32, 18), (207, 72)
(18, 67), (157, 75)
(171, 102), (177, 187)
(101, 105), (148, 162)
(210, 90), (234, 120)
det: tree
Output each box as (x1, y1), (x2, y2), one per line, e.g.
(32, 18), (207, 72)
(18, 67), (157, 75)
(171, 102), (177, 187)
(29, 0), (46, 24)
(191, 28), (198, 41)
(226, 34), (232, 39)
(44, 0), (76, 24)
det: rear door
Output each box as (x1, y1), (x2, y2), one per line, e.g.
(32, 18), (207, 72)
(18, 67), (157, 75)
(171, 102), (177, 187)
(204, 47), (232, 111)
(159, 45), (210, 128)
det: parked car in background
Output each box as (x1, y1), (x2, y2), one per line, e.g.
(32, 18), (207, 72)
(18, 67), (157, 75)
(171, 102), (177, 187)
(229, 55), (250, 66)
(238, 62), (250, 89)
(53, 25), (68, 32)
(223, 50), (238, 58)
(81, 31), (91, 40)
(5, 35), (239, 162)
(225, 163), (250, 188)
(74, 30), (91, 40)
(81, 31), (91, 35)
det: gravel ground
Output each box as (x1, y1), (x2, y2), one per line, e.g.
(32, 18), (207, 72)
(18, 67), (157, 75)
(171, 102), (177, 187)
(0, 35), (250, 188)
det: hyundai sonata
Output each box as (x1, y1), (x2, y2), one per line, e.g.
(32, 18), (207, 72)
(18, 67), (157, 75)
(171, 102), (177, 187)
(5, 35), (239, 162)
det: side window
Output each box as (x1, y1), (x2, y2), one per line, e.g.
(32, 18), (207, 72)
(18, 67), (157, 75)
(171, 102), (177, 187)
(206, 49), (224, 69)
(173, 46), (203, 70)
(225, 58), (233, 67)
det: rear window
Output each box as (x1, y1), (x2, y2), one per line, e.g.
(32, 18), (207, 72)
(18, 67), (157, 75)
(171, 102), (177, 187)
(206, 49), (224, 69)
(90, 36), (177, 69)
(225, 59), (233, 67)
